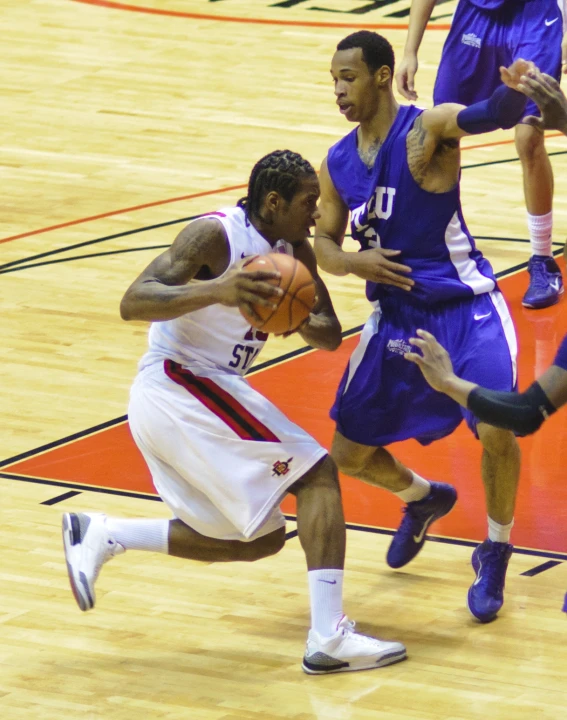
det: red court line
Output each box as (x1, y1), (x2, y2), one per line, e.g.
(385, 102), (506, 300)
(4, 133), (562, 247)
(71, 0), (451, 30)
(0, 184), (246, 246)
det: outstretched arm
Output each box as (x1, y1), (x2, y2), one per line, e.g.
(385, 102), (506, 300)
(396, 0), (437, 100)
(415, 59), (532, 162)
(404, 330), (567, 436)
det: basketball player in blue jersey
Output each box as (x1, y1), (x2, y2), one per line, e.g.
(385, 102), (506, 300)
(396, 0), (565, 310)
(403, 68), (567, 612)
(315, 31), (531, 623)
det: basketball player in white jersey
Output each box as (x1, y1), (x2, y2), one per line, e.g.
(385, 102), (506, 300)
(61, 150), (407, 674)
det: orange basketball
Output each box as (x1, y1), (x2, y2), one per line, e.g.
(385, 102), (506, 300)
(240, 253), (317, 334)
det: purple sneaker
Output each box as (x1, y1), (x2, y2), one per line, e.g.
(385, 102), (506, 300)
(386, 482), (457, 569)
(467, 539), (513, 623)
(522, 255), (563, 309)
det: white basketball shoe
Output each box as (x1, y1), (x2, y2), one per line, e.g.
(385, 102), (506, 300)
(62, 512), (124, 611)
(302, 616), (406, 675)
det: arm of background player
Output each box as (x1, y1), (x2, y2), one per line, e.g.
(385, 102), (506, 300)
(395, 0), (437, 101)
(292, 239), (342, 352)
(314, 158), (414, 289)
(120, 218), (281, 323)
(418, 59), (532, 153)
(405, 330), (567, 436)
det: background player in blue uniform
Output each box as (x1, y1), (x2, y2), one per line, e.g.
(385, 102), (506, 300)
(403, 67), (567, 612)
(315, 31), (532, 623)
(396, 0), (566, 310)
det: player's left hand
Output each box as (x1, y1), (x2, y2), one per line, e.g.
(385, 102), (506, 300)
(403, 329), (456, 393)
(500, 59), (536, 91)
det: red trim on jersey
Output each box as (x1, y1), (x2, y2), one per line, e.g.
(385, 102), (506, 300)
(164, 360), (280, 443)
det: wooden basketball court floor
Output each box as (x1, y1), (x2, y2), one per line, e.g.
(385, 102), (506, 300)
(3, 1), (567, 718)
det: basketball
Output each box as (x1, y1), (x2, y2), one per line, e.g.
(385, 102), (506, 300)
(240, 253), (317, 334)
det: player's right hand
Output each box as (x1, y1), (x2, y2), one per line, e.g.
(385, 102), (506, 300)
(216, 258), (283, 322)
(349, 248), (414, 291)
(518, 71), (567, 136)
(395, 54), (419, 101)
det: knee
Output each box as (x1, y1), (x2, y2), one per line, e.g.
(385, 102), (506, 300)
(241, 527), (286, 562)
(478, 424), (519, 456)
(331, 439), (369, 478)
(515, 125), (545, 165)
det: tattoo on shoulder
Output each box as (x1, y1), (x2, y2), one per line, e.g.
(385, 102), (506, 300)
(406, 115), (429, 186)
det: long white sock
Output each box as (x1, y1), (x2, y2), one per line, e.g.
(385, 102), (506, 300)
(308, 569), (344, 637)
(487, 516), (514, 544)
(394, 472), (431, 503)
(528, 211), (553, 257)
(106, 518), (170, 553)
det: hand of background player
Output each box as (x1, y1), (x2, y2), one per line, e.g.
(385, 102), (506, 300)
(348, 247), (414, 291)
(216, 257), (283, 323)
(403, 329), (456, 393)
(499, 58), (536, 92)
(518, 70), (567, 136)
(395, 53), (419, 101)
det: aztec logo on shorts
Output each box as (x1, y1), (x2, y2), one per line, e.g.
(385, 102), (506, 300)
(461, 33), (482, 49)
(272, 457), (294, 476)
(387, 339), (412, 356)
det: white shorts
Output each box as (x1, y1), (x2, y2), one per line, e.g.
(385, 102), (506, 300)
(128, 359), (327, 542)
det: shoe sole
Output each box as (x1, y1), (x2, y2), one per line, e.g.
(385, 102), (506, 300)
(302, 649), (407, 675)
(522, 285), (564, 309)
(62, 513), (94, 612)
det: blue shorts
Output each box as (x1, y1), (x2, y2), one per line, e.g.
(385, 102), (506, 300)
(331, 291), (517, 447)
(434, 0), (563, 118)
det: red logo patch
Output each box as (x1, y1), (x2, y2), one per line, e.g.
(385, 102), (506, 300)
(272, 457), (293, 477)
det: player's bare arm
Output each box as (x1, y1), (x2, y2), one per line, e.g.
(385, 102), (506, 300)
(396, 0), (437, 101)
(120, 218), (282, 323)
(407, 59), (533, 190)
(314, 158), (414, 290)
(292, 238), (342, 351)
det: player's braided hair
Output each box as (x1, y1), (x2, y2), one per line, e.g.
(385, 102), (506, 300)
(337, 31), (395, 75)
(238, 150), (316, 223)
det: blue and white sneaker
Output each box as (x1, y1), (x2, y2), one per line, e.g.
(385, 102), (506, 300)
(386, 482), (457, 569)
(522, 255), (563, 309)
(467, 539), (513, 623)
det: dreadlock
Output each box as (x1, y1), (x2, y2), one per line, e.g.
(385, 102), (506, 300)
(237, 150), (316, 223)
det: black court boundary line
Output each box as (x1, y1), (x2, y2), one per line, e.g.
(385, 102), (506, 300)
(2, 236), (564, 276)
(2, 470), (564, 562)
(0, 253), (560, 472)
(5, 151), (566, 274)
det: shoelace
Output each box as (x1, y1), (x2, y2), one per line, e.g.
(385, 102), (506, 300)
(340, 620), (385, 647)
(529, 260), (554, 290)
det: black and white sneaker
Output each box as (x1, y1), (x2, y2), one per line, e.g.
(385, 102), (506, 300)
(62, 513), (124, 611)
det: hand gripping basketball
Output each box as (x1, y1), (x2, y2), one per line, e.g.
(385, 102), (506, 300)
(240, 254), (317, 335)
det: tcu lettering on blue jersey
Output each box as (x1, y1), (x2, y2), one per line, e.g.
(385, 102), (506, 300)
(351, 186), (396, 248)
(326, 105), (496, 306)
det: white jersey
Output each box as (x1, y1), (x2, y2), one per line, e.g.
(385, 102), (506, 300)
(139, 206), (293, 376)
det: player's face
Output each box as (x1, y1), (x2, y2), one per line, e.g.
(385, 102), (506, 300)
(331, 48), (380, 123)
(275, 175), (321, 244)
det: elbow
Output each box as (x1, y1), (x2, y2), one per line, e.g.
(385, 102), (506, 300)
(320, 321), (343, 352)
(120, 295), (134, 321)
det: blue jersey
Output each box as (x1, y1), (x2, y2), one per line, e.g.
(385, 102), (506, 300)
(327, 105), (496, 307)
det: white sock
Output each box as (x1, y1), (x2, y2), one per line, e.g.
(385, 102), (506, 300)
(488, 516), (514, 544)
(527, 211), (553, 257)
(106, 518), (170, 553)
(308, 569), (344, 637)
(394, 472), (431, 503)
